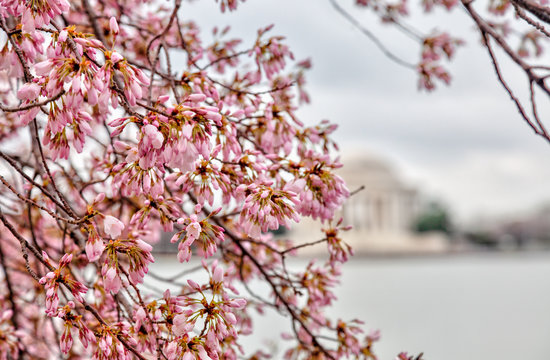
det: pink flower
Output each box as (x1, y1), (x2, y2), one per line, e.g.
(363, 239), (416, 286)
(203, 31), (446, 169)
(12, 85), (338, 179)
(239, 185), (301, 237)
(104, 215), (124, 238)
(21, 8), (36, 33)
(185, 216), (201, 241)
(143, 124), (164, 149)
(20, 106), (40, 126)
(182, 351), (194, 360)
(34, 60), (53, 76)
(367, 329), (381, 342)
(85, 236), (105, 262)
(196, 345), (210, 360)
(103, 266), (121, 293)
(17, 82), (41, 101)
(173, 314), (194, 336)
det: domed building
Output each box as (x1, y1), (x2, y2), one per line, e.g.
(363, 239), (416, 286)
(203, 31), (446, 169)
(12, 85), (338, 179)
(341, 155), (416, 234)
(289, 154), (449, 254)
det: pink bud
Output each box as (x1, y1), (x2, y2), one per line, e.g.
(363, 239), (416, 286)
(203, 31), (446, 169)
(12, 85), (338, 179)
(244, 105), (256, 116)
(136, 239), (153, 253)
(110, 52), (123, 63)
(152, 131), (164, 149)
(188, 93), (206, 102)
(58, 30), (68, 42)
(60, 253), (73, 266)
(212, 266), (224, 283)
(229, 298), (247, 308)
(225, 311), (237, 325)
(187, 279), (200, 291)
(104, 267), (121, 293)
(158, 94), (170, 103)
(109, 17), (119, 35)
(205, 111), (222, 123)
(93, 193), (105, 204)
(1, 310), (13, 322)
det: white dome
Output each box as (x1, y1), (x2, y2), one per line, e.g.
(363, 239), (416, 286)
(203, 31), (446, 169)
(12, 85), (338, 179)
(338, 153), (407, 191)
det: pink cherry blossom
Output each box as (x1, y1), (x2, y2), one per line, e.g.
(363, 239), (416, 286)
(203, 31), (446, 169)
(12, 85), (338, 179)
(173, 314), (194, 336)
(0, 1), (444, 359)
(17, 82), (41, 100)
(103, 266), (121, 294)
(104, 215), (125, 238)
(85, 237), (105, 262)
(185, 215), (202, 241)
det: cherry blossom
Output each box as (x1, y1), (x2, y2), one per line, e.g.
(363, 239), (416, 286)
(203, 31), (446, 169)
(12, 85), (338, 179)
(104, 215), (125, 239)
(0, 1), (411, 359)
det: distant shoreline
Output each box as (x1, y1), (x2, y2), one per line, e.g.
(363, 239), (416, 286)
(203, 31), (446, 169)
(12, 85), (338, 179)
(151, 248), (550, 262)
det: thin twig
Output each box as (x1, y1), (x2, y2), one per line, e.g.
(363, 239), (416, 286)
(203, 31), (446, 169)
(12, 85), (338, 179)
(281, 238), (328, 255)
(482, 33), (543, 137)
(529, 80), (548, 137)
(349, 185), (365, 197)
(329, 0), (416, 69)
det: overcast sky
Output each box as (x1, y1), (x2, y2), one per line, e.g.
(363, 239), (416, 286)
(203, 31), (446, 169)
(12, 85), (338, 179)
(183, 0), (550, 224)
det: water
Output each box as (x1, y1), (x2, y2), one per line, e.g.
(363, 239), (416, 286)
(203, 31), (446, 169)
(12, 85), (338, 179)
(148, 252), (550, 360)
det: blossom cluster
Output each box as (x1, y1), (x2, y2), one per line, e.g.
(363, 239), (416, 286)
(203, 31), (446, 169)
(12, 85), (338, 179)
(0, 1), (395, 360)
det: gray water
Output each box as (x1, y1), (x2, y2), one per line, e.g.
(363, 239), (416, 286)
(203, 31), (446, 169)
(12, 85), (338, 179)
(148, 252), (550, 360)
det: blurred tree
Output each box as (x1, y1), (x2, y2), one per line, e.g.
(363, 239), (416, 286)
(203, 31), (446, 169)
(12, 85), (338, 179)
(413, 202), (453, 234)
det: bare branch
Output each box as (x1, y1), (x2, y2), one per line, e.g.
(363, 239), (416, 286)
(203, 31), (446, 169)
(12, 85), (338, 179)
(329, 0), (417, 69)
(0, 91), (65, 113)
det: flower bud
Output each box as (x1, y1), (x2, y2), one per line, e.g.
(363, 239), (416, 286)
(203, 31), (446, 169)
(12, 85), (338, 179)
(109, 17), (119, 34)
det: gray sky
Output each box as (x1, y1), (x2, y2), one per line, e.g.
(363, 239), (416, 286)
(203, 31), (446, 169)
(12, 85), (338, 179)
(184, 0), (550, 223)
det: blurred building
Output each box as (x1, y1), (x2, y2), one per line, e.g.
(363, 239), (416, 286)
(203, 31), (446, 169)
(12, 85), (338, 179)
(341, 155), (416, 234)
(290, 154), (450, 254)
